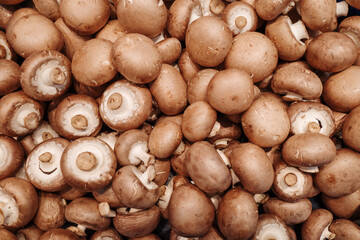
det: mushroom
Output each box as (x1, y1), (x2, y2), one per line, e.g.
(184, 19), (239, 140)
(241, 92), (290, 147)
(225, 32), (278, 83)
(185, 16), (232, 67)
(5, 8), (39, 32)
(229, 142), (274, 194)
(20, 50), (72, 101)
(33, 192), (66, 231)
(93, 184), (124, 209)
(113, 206), (161, 238)
(59, 0), (110, 36)
(96, 20), (127, 43)
(0, 177), (38, 229)
(170, 140), (191, 177)
(61, 137), (117, 192)
(341, 106), (360, 151)
(25, 138), (70, 192)
(95, 131), (119, 150)
(178, 48), (201, 83)
(221, 1), (257, 36)
(73, 80), (111, 99)
(0, 135), (24, 180)
(0, 229), (17, 240)
(168, 183), (215, 237)
(255, 0), (296, 21)
(39, 228), (80, 240)
(99, 80), (152, 131)
(322, 189), (360, 219)
(59, 186), (86, 201)
(72, 38), (117, 87)
(6, 13), (64, 58)
(0, 5), (13, 30)
(282, 132), (336, 173)
(112, 33), (162, 84)
(91, 228), (122, 240)
(217, 187), (258, 240)
(329, 219), (360, 240)
(112, 165), (160, 209)
(206, 68), (255, 115)
(263, 198), (312, 225)
(305, 32), (357, 73)
(16, 225), (44, 240)
(187, 68), (218, 104)
(0, 90), (44, 137)
(33, 0), (61, 21)
(287, 102), (336, 137)
(65, 197), (112, 237)
(206, 116), (242, 148)
(0, 31), (16, 60)
(250, 214), (296, 240)
(186, 141), (231, 195)
(156, 37), (182, 64)
(301, 209), (335, 240)
(314, 148), (360, 198)
(116, 0), (167, 38)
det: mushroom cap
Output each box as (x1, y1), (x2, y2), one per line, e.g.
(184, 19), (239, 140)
(112, 33), (162, 84)
(186, 141), (231, 195)
(322, 66), (360, 112)
(73, 81), (110, 99)
(322, 189), (360, 219)
(181, 101), (217, 142)
(33, 192), (66, 231)
(255, 0), (292, 21)
(306, 32), (357, 73)
(225, 31), (278, 83)
(0, 229), (17, 240)
(187, 68), (218, 104)
(301, 209), (334, 240)
(16, 225), (44, 240)
(229, 143), (274, 194)
(20, 50), (72, 101)
(116, 0), (167, 38)
(168, 184), (215, 238)
(39, 228), (80, 240)
(153, 158), (171, 186)
(263, 198), (312, 225)
(59, 186), (86, 201)
(217, 187), (258, 240)
(99, 80), (153, 131)
(250, 214), (294, 240)
(282, 132), (336, 168)
(178, 48), (201, 83)
(91, 228), (122, 240)
(93, 185), (124, 209)
(6, 14), (64, 58)
(0, 135), (24, 180)
(206, 68), (254, 115)
(314, 148), (360, 198)
(156, 37), (182, 64)
(342, 106), (360, 151)
(61, 137), (117, 192)
(129, 234), (160, 240)
(113, 206), (161, 238)
(150, 64), (187, 116)
(33, 0), (61, 21)
(6, 8), (39, 32)
(65, 197), (111, 231)
(329, 219), (360, 239)
(72, 38), (117, 87)
(241, 92), (290, 147)
(59, 0), (110, 35)
(0, 59), (20, 96)
(96, 20), (127, 44)
(185, 16), (232, 67)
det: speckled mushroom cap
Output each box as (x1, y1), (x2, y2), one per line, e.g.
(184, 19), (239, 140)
(61, 137), (117, 192)
(99, 80), (153, 132)
(25, 138), (70, 192)
(0, 135), (24, 181)
(0, 90), (44, 137)
(53, 94), (102, 140)
(20, 50), (72, 101)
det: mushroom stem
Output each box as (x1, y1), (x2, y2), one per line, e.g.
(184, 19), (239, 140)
(24, 113), (40, 130)
(38, 152), (52, 163)
(336, 1), (349, 17)
(235, 16), (247, 29)
(308, 121), (321, 133)
(214, 138), (232, 149)
(98, 202), (116, 217)
(282, 92), (303, 101)
(210, 0), (225, 14)
(282, 0), (296, 14)
(299, 166), (319, 173)
(107, 93), (123, 110)
(129, 142), (155, 166)
(71, 114), (88, 130)
(254, 193), (269, 204)
(0, 45), (6, 59)
(50, 68), (66, 85)
(320, 225), (336, 240)
(208, 121), (221, 138)
(76, 152), (97, 171)
(138, 165), (156, 183)
(173, 140), (185, 156)
(67, 225), (87, 237)
(216, 149), (231, 167)
(158, 180), (174, 209)
(289, 20), (309, 44)
(284, 173), (298, 187)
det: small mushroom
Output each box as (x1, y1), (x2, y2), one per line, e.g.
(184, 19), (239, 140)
(73, 80), (111, 99)
(0, 135), (24, 180)
(0, 5), (13, 30)
(20, 50), (72, 101)
(301, 209), (335, 240)
(322, 189), (360, 219)
(61, 137), (117, 192)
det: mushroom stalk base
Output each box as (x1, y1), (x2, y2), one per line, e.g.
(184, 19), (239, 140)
(336, 1), (349, 17)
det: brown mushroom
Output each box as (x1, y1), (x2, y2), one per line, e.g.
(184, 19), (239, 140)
(187, 68), (218, 104)
(0, 5), (13, 30)
(40, 228), (80, 240)
(0, 31), (16, 60)
(59, 186), (86, 201)
(301, 209), (335, 240)
(342, 106), (360, 151)
(91, 228), (122, 240)
(322, 189), (360, 219)
(0, 135), (24, 180)
(16, 225), (44, 240)
(0, 59), (19, 96)
(33, 0), (61, 21)
(329, 219), (360, 240)
(156, 37), (182, 64)
(255, 0), (295, 21)
(178, 48), (201, 83)
(93, 184), (124, 209)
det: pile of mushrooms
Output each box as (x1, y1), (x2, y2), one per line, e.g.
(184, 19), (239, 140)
(1, 0), (360, 239)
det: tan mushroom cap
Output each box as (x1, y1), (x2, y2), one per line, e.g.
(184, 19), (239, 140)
(338, 16), (360, 42)
(329, 219), (360, 239)
(156, 37), (182, 64)
(5, 8), (39, 31)
(217, 187), (258, 240)
(20, 50), (72, 101)
(65, 197), (111, 231)
(255, 0), (293, 21)
(314, 148), (360, 198)
(0, 135), (24, 180)
(207, 68), (254, 115)
(153, 159), (171, 187)
(0, 5), (12, 30)
(0, 59), (20, 96)
(322, 66), (360, 112)
(39, 228), (80, 240)
(96, 20), (127, 44)
(185, 16), (232, 67)
(117, 0), (167, 38)
(6, 14), (63, 58)
(301, 209), (335, 240)
(241, 92), (290, 147)
(91, 228), (122, 240)
(178, 48), (201, 83)
(343, 106), (360, 151)
(72, 38), (117, 87)
(306, 32), (357, 72)
(59, 0), (110, 36)
(113, 33), (162, 84)
(150, 64), (187, 116)
(225, 32), (278, 83)
(168, 184), (215, 237)
(322, 189), (360, 219)
(187, 68), (218, 104)
(33, 0), (61, 21)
